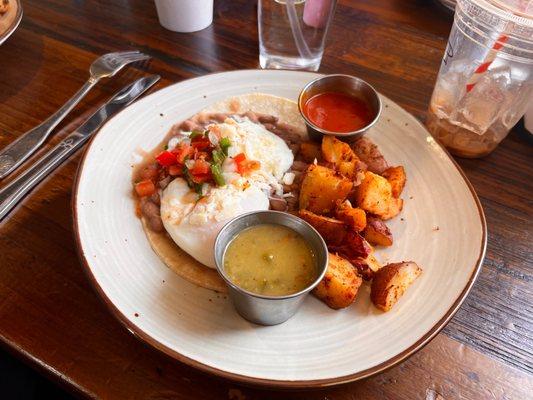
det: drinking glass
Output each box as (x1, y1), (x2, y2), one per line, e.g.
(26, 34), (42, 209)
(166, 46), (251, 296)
(258, 0), (337, 71)
(426, 0), (533, 158)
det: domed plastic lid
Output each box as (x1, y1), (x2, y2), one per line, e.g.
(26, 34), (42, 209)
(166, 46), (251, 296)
(458, 0), (533, 55)
(488, 0), (533, 18)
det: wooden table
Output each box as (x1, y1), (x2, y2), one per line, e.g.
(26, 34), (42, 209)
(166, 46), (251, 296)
(0, 0), (531, 398)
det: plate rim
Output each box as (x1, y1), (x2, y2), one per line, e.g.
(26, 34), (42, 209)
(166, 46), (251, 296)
(72, 69), (487, 388)
(0, 0), (23, 45)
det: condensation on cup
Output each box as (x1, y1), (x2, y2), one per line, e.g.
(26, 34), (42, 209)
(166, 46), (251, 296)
(427, 0), (533, 158)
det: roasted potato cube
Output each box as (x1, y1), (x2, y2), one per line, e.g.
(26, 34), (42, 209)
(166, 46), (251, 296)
(299, 141), (322, 163)
(351, 251), (382, 281)
(329, 230), (371, 259)
(337, 161), (357, 179)
(335, 200), (367, 232)
(363, 217), (393, 246)
(300, 208), (371, 258)
(351, 137), (389, 174)
(322, 135), (353, 163)
(381, 197), (403, 220)
(299, 165), (353, 214)
(314, 253), (363, 309)
(355, 171), (393, 217)
(382, 166), (406, 198)
(365, 251), (382, 273)
(371, 262), (422, 312)
(322, 136), (365, 179)
(299, 210), (347, 246)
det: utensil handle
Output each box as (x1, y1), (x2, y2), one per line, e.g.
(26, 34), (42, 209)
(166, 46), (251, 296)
(0, 78), (97, 179)
(0, 132), (87, 222)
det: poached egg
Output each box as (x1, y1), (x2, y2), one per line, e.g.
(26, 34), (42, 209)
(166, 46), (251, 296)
(160, 117), (294, 268)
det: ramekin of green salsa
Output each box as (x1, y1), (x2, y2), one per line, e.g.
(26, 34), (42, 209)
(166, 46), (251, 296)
(214, 211), (328, 326)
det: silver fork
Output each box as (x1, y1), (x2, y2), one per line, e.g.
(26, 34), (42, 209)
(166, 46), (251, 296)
(0, 50), (151, 179)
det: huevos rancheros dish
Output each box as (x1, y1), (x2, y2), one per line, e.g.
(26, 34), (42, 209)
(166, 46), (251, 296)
(132, 92), (422, 314)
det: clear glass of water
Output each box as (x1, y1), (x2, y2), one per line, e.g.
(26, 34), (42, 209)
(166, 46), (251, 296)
(427, 0), (533, 158)
(258, 0), (337, 71)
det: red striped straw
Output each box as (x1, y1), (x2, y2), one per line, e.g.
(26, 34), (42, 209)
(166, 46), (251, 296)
(465, 35), (509, 92)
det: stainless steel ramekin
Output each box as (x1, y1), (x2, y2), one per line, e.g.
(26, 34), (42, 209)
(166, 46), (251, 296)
(298, 74), (382, 142)
(214, 211), (328, 326)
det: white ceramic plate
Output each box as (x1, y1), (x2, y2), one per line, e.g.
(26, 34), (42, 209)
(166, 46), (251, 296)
(74, 70), (486, 387)
(0, 0), (22, 46)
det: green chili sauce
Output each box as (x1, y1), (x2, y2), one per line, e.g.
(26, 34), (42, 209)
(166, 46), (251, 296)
(224, 224), (318, 296)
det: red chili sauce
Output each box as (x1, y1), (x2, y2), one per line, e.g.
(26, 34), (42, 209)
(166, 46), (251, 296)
(303, 92), (372, 133)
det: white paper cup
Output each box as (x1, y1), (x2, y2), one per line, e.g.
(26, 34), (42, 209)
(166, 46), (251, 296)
(155, 0), (214, 33)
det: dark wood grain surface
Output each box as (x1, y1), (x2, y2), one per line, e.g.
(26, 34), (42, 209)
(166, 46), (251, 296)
(0, 0), (532, 398)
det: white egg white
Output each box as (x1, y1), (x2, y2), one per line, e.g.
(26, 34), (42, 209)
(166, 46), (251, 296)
(161, 178), (269, 268)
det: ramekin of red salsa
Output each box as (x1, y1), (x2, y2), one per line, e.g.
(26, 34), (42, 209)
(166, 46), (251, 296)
(298, 74), (382, 141)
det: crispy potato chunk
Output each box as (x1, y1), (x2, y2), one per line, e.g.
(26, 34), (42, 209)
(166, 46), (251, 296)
(355, 171), (392, 216)
(314, 253), (363, 309)
(380, 197), (403, 220)
(371, 262), (422, 311)
(355, 171), (403, 220)
(322, 135), (353, 163)
(299, 142), (322, 163)
(364, 251), (382, 273)
(299, 210), (347, 246)
(299, 164), (353, 214)
(350, 246), (382, 280)
(382, 166), (406, 198)
(322, 136), (366, 180)
(351, 137), (389, 174)
(363, 217), (393, 246)
(335, 200), (367, 232)
(329, 230), (371, 259)
(300, 209), (370, 258)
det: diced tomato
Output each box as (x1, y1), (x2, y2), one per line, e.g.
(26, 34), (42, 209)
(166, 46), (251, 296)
(233, 153), (246, 174)
(233, 153), (246, 164)
(238, 160), (261, 175)
(232, 153), (260, 175)
(156, 150), (177, 167)
(168, 165), (183, 176)
(135, 180), (156, 197)
(191, 173), (211, 184)
(190, 159), (211, 175)
(191, 138), (211, 151)
(172, 143), (191, 164)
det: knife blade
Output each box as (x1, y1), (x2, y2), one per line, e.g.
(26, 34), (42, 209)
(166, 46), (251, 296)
(0, 74), (160, 222)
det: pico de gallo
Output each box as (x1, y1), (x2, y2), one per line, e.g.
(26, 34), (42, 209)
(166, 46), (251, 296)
(134, 128), (261, 199)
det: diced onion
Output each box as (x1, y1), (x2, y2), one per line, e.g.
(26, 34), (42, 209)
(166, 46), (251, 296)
(222, 158), (237, 173)
(208, 131), (219, 146)
(282, 172), (295, 185)
(167, 135), (190, 150)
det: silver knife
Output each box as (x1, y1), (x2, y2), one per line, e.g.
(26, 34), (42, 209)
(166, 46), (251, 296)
(0, 75), (160, 222)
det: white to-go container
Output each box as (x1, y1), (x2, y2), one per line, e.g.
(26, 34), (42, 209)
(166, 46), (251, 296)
(154, 0), (214, 33)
